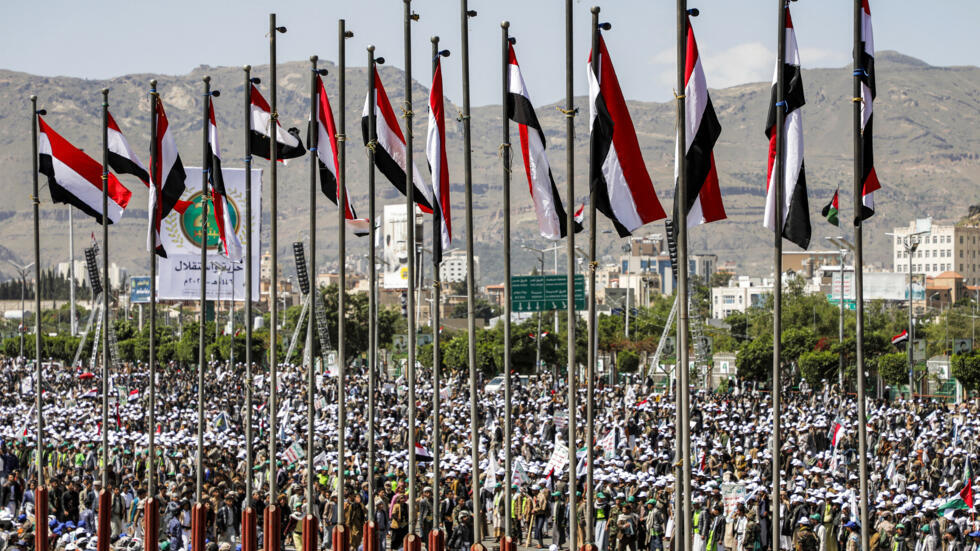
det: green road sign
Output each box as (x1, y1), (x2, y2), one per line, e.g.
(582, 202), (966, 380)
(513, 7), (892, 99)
(511, 274), (586, 312)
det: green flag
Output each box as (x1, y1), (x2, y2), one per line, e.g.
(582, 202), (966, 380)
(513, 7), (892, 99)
(821, 188), (840, 227)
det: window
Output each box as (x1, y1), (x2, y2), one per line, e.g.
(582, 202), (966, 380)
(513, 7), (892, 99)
(897, 237), (902, 245)
(723, 295), (735, 305)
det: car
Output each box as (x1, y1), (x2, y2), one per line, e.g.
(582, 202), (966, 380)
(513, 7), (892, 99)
(485, 375), (504, 393)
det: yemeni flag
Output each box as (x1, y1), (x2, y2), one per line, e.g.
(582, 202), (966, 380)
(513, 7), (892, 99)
(310, 74), (369, 237)
(414, 443), (433, 462)
(938, 459), (973, 514)
(361, 68), (434, 213)
(674, 16), (726, 228)
(831, 422), (844, 447)
(106, 112), (149, 186)
(891, 330), (908, 346)
(588, 34), (667, 237)
(507, 43), (581, 241)
(426, 54), (452, 263)
(821, 187), (840, 226)
(38, 117), (132, 224)
(208, 98), (244, 260)
(148, 99), (187, 257)
(764, 7), (811, 250)
(857, 0), (881, 221)
(249, 85), (306, 161)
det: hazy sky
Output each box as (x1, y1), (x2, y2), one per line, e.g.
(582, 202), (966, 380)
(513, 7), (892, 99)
(4, 0), (978, 106)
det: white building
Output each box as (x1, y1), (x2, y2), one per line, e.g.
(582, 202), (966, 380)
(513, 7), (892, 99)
(439, 249), (480, 284)
(382, 204), (425, 289)
(892, 221), (980, 285)
(56, 260), (127, 290)
(711, 276), (773, 320)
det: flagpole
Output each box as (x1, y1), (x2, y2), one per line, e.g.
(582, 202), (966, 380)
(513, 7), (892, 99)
(563, 2), (577, 551)
(30, 93), (48, 551)
(306, 54), (323, 550)
(771, 2), (788, 548)
(430, 34), (447, 547)
(99, 87), (112, 551)
(403, 0), (420, 541)
(499, 22), (514, 549)
(459, 0), (482, 542)
(587, 9), (601, 547)
(336, 20), (354, 540)
(267, 14), (285, 548)
(69, 207), (76, 336)
(852, 0), (871, 547)
(366, 45), (382, 545)
(675, 4), (693, 551)
(242, 64), (258, 551)
(145, 80), (160, 551)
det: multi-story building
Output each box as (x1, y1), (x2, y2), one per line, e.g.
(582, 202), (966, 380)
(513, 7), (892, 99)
(711, 276), (773, 320)
(892, 221), (980, 285)
(439, 249), (479, 284)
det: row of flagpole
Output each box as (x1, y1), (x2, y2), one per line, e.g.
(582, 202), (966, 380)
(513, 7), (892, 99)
(22, 1), (881, 550)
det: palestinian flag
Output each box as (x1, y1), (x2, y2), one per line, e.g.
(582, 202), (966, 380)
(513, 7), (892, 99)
(938, 459), (973, 514)
(38, 117), (132, 224)
(821, 188), (840, 227)
(764, 7), (811, 250)
(857, 0), (881, 221)
(249, 84), (306, 160)
(588, 33), (667, 237)
(891, 330), (908, 346)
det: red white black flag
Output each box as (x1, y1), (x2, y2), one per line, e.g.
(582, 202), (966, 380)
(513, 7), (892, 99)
(674, 17), (726, 228)
(311, 75), (369, 237)
(249, 85), (306, 161)
(507, 43), (581, 241)
(38, 117), (132, 224)
(426, 55), (452, 264)
(361, 68), (434, 213)
(148, 99), (187, 257)
(106, 112), (148, 186)
(858, 0), (880, 221)
(208, 98), (243, 260)
(588, 35), (667, 237)
(764, 8), (811, 250)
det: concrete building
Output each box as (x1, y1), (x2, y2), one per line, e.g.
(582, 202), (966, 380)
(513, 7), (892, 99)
(782, 251), (842, 278)
(711, 276), (773, 320)
(57, 260), (127, 290)
(892, 221), (980, 286)
(439, 249), (479, 284)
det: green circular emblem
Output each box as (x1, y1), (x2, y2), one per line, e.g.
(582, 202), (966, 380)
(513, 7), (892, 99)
(180, 191), (240, 250)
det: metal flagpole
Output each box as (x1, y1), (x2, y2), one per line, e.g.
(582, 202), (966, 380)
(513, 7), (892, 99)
(30, 94), (49, 551)
(674, 5), (693, 551)
(430, 35), (449, 547)
(499, 23), (514, 549)
(267, 14), (286, 549)
(145, 80), (160, 551)
(563, 2), (577, 551)
(403, 0), (420, 541)
(771, 2), (788, 548)
(459, 0), (482, 543)
(99, 88), (112, 551)
(337, 20), (354, 540)
(69, 207), (76, 336)
(366, 45), (383, 547)
(243, 64), (258, 551)
(851, 1), (871, 547)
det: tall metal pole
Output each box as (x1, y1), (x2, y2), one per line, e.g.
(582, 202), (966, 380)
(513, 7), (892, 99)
(675, 4), (693, 550)
(197, 75), (212, 507)
(563, 2), (577, 551)
(499, 23), (513, 544)
(306, 55), (320, 519)
(30, 95), (44, 493)
(852, 1), (871, 545)
(908, 240), (915, 399)
(100, 88), (111, 494)
(403, 0), (420, 537)
(366, 46), (381, 527)
(337, 19), (354, 528)
(243, 63), (256, 534)
(460, 0), (481, 540)
(771, 2), (788, 548)
(838, 248), (845, 388)
(267, 15), (283, 536)
(69, 208), (76, 336)
(147, 78), (159, 508)
(431, 34), (447, 542)
(586, 9), (601, 545)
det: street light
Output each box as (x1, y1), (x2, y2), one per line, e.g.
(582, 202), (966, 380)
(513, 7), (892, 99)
(887, 229), (928, 399)
(826, 236), (854, 389)
(7, 260), (34, 360)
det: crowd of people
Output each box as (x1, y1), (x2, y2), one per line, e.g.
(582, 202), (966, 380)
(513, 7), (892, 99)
(1, 355), (980, 551)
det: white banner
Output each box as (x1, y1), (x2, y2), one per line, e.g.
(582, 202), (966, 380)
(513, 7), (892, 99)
(544, 444), (569, 477)
(157, 167), (262, 301)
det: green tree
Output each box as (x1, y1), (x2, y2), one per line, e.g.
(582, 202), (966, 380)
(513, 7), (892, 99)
(618, 349), (640, 373)
(951, 352), (980, 393)
(736, 335), (772, 382)
(877, 352), (909, 386)
(798, 350), (838, 386)
(726, 312), (749, 344)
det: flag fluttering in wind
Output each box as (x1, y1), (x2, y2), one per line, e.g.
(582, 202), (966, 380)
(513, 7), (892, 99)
(857, 0), (881, 221)
(107, 112), (148, 186)
(426, 53), (452, 264)
(249, 85), (306, 161)
(148, 100), (187, 257)
(588, 34), (667, 237)
(38, 117), (132, 224)
(822, 188), (840, 227)
(311, 74), (369, 237)
(208, 98), (243, 260)
(414, 443), (433, 462)
(507, 43), (581, 241)
(938, 459), (973, 515)
(891, 330), (908, 346)
(362, 68), (434, 213)
(764, 7), (811, 250)
(674, 16), (726, 228)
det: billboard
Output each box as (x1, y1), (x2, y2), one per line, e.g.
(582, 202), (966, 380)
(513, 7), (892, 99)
(130, 276), (151, 304)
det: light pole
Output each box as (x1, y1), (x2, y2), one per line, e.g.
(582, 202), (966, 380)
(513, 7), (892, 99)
(888, 230), (927, 399)
(826, 236), (854, 389)
(8, 261), (34, 360)
(522, 246), (547, 375)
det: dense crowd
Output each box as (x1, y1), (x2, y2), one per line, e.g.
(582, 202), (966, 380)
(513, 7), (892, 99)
(1, 355), (979, 551)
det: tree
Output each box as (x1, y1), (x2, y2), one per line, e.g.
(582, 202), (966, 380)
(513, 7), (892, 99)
(618, 349), (640, 373)
(782, 327), (816, 369)
(736, 336), (772, 382)
(877, 352), (908, 386)
(449, 298), (500, 322)
(951, 352), (980, 393)
(726, 312), (749, 343)
(709, 271), (733, 288)
(798, 350), (838, 386)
